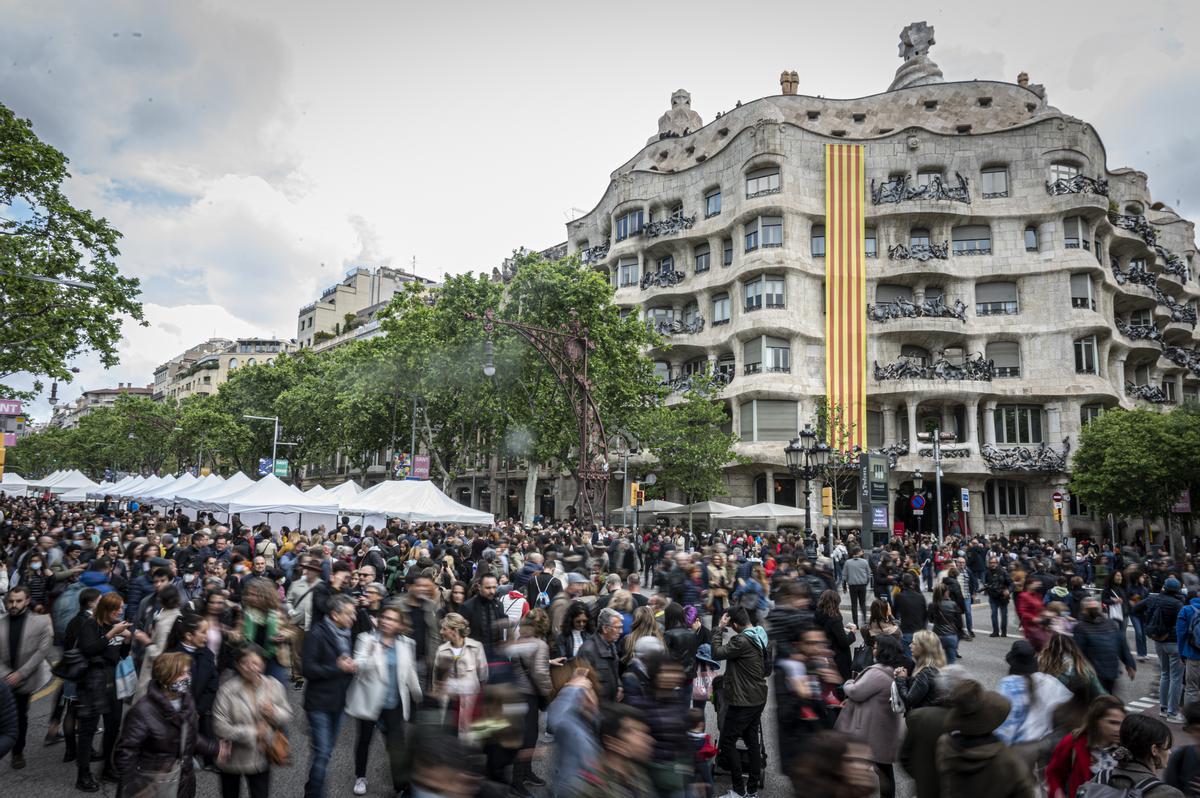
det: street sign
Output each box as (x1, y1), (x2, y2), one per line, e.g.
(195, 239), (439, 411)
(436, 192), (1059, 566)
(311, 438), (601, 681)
(910, 494), (926, 510)
(1052, 491), (1063, 502)
(411, 455), (430, 480)
(273, 459), (290, 478)
(960, 487), (970, 512)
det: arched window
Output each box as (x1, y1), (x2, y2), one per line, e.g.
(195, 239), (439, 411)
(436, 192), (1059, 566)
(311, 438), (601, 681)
(746, 167), (781, 198)
(986, 341), (1021, 377)
(228, 357), (238, 370)
(246, 357), (257, 367)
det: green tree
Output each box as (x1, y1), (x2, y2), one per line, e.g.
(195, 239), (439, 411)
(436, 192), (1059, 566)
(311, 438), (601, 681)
(0, 103), (144, 398)
(816, 399), (860, 538)
(634, 374), (746, 538)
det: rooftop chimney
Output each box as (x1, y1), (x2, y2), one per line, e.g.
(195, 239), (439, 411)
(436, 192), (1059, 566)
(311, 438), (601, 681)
(1017, 71), (1029, 87)
(780, 70), (799, 95)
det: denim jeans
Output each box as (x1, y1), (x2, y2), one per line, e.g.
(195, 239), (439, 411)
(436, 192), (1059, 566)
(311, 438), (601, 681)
(939, 634), (960, 663)
(304, 709), (345, 798)
(1156, 640), (1184, 716)
(989, 597), (1009, 634)
(901, 632), (914, 659)
(1131, 615), (1148, 658)
(961, 600), (974, 636)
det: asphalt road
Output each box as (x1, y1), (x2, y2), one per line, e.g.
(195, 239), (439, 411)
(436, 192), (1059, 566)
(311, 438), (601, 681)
(2, 599), (1175, 798)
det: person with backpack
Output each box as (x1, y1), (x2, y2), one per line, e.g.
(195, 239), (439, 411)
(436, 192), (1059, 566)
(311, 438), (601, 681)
(1133, 577), (1185, 722)
(1045, 695), (1126, 798)
(1076, 714), (1182, 797)
(1161, 700), (1200, 792)
(1176, 588), (1200, 709)
(1075, 598), (1137, 695)
(711, 607), (769, 798)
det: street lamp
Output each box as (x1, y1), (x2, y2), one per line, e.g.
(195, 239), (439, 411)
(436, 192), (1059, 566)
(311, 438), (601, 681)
(784, 423), (831, 548)
(916, 425), (956, 546)
(912, 468), (924, 537)
(482, 339), (496, 378)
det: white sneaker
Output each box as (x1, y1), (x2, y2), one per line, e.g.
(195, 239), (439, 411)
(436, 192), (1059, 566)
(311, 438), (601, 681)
(719, 791), (744, 798)
(354, 777), (368, 795)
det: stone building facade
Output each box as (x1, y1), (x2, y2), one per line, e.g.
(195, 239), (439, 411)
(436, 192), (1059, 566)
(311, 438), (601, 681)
(560, 23), (1199, 542)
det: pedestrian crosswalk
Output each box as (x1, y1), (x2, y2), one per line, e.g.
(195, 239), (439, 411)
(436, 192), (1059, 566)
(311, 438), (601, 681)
(1125, 695), (1158, 713)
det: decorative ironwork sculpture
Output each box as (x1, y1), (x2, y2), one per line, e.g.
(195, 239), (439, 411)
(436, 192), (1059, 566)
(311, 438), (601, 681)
(1045, 175), (1109, 197)
(873, 353), (995, 381)
(644, 214), (696, 239)
(870, 442), (909, 469)
(871, 172), (970, 205)
(641, 269), (686, 290)
(867, 295), (967, 322)
(1109, 212), (1159, 247)
(1153, 287), (1198, 326)
(1161, 346), (1200, 377)
(888, 241), (949, 261)
(1127, 382), (1171, 404)
(662, 369), (732, 394)
(465, 308), (609, 525)
(580, 241), (610, 265)
(1115, 318), (1164, 343)
(980, 438), (1070, 472)
(919, 447), (970, 459)
(648, 316), (705, 335)
(1164, 253), (1190, 281)
(1112, 260), (1158, 289)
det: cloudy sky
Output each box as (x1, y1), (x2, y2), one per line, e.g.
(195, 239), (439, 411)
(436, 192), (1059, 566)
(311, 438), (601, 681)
(3, 0), (1197, 420)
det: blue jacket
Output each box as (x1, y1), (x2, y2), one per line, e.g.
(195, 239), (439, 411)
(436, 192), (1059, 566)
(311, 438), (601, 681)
(1176, 598), (1200, 660)
(548, 685), (600, 796)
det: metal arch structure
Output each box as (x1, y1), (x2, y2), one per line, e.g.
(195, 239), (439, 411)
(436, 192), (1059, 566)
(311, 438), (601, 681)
(468, 308), (610, 526)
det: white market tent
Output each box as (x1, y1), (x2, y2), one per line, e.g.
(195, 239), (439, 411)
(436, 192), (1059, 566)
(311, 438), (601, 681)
(341, 480), (494, 525)
(62, 480), (111, 502)
(27, 470), (66, 489)
(135, 475), (178, 503)
(125, 474), (170, 501)
(179, 472), (254, 512)
(171, 473), (225, 504)
(144, 472), (198, 505)
(88, 474), (138, 499)
(657, 500), (743, 531)
(322, 480), (362, 503)
(47, 470), (101, 495)
(715, 502), (807, 520)
(1, 472), (30, 496)
(304, 485), (328, 497)
(609, 498), (682, 523)
(217, 475), (340, 516)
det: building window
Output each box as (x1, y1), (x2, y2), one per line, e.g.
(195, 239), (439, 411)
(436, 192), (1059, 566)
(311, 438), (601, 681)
(1069, 273), (1095, 310)
(1080, 404), (1102, 426)
(915, 169), (943, 188)
(705, 189), (721, 218)
(618, 257), (638, 287)
(976, 281), (1018, 316)
(1049, 161), (1080, 182)
(1184, 385), (1199, 404)
(987, 341), (1021, 377)
(746, 167), (781, 198)
(656, 255), (675, 275)
(981, 167), (1009, 198)
(1064, 216), (1088, 250)
(877, 284), (914, 304)
(722, 238), (733, 266)
(694, 244), (711, 273)
(740, 399), (797, 442)
(745, 215), (783, 252)
(866, 410), (884, 448)
(1164, 379), (1178, 403)
(1069, 494), (1091, 517)
(1074, 336), (1098, 374)
(1130, 308), (1152, 327)
(811, 224), (826, 257)
(986, 479), (1028, 516)
(246, 357), (257, 367)
(682, 303), (700, 326)
(712, 293), (730, 324)
(900, 344), (930, 367)
(648, 307), (675, 326)
(865, 228), (877, 258)
(1025, 226), (1039, 252)
(653, 361), (670, 382)
(952, 225), (992, 255)
(743, 275), (784, 311)
(994, 404), (1042, 444)
(766, 336), (791, 372)
(615, 209), (644, 242)
(910, 227), (931, 248)
(228, 357), (238, 370)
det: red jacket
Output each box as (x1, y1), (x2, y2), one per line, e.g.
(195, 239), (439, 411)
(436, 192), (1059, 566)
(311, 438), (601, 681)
(1045, 732), (1091, 798)
(1016, 590), (1049, 651)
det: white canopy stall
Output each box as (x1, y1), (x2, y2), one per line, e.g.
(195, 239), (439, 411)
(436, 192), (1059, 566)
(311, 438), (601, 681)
(207, 474), (341, 529)
(47, 470), (101, 497)
(142, 473), (198, 507)
(341, 480), (494, 526)
(1, 472), (30, 496)
(179, 472), (255, 512)
(715, 502), (808, 531)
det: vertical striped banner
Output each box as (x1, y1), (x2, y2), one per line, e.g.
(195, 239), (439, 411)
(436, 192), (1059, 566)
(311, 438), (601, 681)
(824, 143), (867, 451)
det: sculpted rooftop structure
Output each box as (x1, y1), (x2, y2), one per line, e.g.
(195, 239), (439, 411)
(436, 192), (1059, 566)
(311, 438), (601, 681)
(561, 22), (1199, 541)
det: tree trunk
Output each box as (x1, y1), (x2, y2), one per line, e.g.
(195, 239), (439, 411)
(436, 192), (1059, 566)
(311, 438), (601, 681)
(523, 459), (540, 526)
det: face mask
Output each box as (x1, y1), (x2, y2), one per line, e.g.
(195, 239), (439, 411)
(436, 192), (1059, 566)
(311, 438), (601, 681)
(143, 562), (151, 572)
(234, 565), (246, 574)
(168, 676), (191, 695)
(30, 562), (42, 570)
(184, 574), (196, 583)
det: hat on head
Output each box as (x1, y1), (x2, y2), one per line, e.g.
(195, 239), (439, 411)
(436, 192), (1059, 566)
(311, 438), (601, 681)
(566, 572), (589, 585)
(696, 643), (718, 667)
(1165, 577), (1182, 594)
(1005, 640), (1038, 676)
(945, 680), (1011, 736)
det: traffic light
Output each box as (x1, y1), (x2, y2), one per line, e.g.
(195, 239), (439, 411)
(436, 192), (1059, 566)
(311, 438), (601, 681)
(1053, 507), (1063, 523)
(636, 489), (646, 506)
(629, 482), (640, 507)
(821, 486), (833, 517)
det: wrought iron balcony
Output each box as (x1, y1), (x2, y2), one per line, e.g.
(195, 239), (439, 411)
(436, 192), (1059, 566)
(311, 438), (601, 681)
(746, 186), (782, 200)
(712, 318), (730, 326)
(641, 270), (686, 290)
(1164, 253), (1190, 281)
(1127, 382), (1172, 404)
(1071, 297), (1096, 310)
(980, 439), (1070, 472)
(1046, 175), (1109, 197)
(952, 244), (992, 256)
(766, 365), (791, 373)
(870, 172), (971, 205)
(662, 370), (733, 394)
(744, 363), (762, 375)
(1154, 287), (1197, 326)
(580, 240), (611, 264)
(1161, 346), (1200, 376)
(888, 241), (949, 261)
(870, 442), (909, 469)
(1112, 259), (1158, 289)
(1109, 212), (1159, 247)
(647, 316), (705, 336)
(873, 353), (995, 381)
(868, 295), (967, 322)
(976, 301), (1019, 317)
(644, 214), (696, 239)
(1115, 319), (1164, 343)
(919, 447), (970, 459)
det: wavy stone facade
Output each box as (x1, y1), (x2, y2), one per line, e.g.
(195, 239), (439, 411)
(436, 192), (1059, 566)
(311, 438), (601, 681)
(564, 24), (1199, 540)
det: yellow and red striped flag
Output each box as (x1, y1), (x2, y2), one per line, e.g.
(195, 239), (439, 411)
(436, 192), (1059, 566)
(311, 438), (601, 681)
(824, 143), (867, 451)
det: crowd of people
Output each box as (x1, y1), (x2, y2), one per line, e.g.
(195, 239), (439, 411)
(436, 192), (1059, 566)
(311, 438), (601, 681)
(1, 490), (1200, 797)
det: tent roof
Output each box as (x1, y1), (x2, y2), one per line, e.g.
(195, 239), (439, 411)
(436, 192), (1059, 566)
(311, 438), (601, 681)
(323, 480), (362, 502)
(303, 485), (328, 497)
(181, 472), (255, 511)
(48, 470), (101, 493)
(1, 472), (28, 488)
(715, 502), (807, 519)
(144, 472), (199, 503)
(126, 474), (170, 500)
(213, 474), (340, 516)
(89, 474), (137, 498)
(171, 473), (225, 503)
(27, 470), (66, 488)
(656, 500), (742, 515)
(342, 480), (493, 525)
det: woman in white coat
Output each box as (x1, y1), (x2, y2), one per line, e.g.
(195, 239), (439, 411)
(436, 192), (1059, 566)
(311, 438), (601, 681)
(133, 585), (182, 701)
(345, 603), (422, 797)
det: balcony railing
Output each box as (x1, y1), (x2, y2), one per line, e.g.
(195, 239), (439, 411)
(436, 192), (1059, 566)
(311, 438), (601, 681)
(644, 214), (696, 239)
(1161, 345), (1200, 374)
(869, 296), (968, 322)
(1113, 259), (1158, 289)
(870, 172), (971, 205)
(994, 366), (1020, 378)
(662, 370), (733, 394)
(744, 363), (762, 375)
(1127, 382), (1172, 404)
(647, 316), (705, 335)
(1115, 318), (1164, 343)
(766, 365), (791, 373)
(1071, 297), (1097, 310)
(888, 241), (949, 261)
(1046, 175), (1109, 197)
(746, 186), (782, 200)
(641, 270), (686, 290)
(980, 439), (1071, 472)
(952, 243), (992, 256)
(1154, 287), (1198, 326)
(873, 353), (995, 381)
(975, 301), (1018, 317)
(580, 240), (611, 264)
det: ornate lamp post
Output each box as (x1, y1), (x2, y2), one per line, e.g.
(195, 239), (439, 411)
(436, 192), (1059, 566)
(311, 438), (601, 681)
(912, 468), (924, 537)
(784, 423), (831, 547)
(469, 308), (609, 527)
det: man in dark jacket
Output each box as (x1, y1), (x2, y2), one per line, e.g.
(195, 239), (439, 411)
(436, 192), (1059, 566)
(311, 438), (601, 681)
(460, 574), (508, 661)
(1133, 576), (1184, 719)
(0, 679), (16, 762)
(984, 557), (1013, 637)
(1075, 597), (1136, 694)
(712, 607), (769, 798)
(302, 594), (358, 798)
(577, 608), (623, 702)
(893, 574), (928, 654)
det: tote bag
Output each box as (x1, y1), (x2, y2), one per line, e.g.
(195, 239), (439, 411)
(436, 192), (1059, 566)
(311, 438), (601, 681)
(116, 655), (137, 700)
